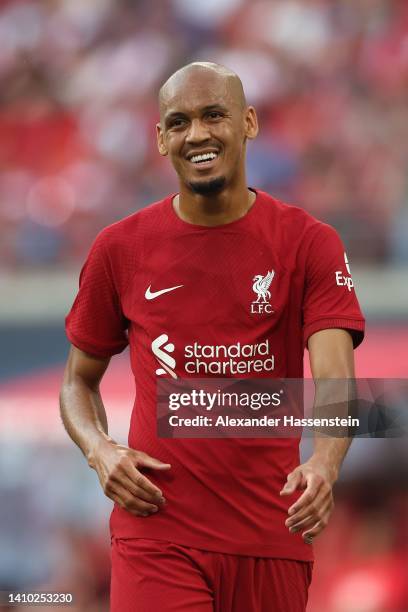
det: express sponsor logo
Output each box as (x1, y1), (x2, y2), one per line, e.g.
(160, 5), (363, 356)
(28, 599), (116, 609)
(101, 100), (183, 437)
(336, 253), (354, 292)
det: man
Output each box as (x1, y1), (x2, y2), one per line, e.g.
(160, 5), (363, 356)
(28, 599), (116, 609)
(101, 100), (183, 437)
(60, 62), (365, 611)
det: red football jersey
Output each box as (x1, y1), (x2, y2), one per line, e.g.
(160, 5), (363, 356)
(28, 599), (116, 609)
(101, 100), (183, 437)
(66, 189), (365, 561)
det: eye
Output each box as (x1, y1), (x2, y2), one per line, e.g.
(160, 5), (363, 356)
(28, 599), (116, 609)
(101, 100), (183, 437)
(168, 117), (187, 129)
(207, 111), (223, 120)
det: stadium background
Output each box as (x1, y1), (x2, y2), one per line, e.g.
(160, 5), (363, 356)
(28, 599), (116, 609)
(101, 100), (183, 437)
(0, 0), (407, 610)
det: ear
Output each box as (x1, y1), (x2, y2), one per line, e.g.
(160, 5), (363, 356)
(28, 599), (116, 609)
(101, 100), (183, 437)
(156, 122), (168, 156)
(244, 106), (259, 141)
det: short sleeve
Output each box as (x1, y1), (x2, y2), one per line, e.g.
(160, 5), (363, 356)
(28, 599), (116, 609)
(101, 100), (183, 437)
(65, 233), (129, 358)
(303, 224), (365, 349)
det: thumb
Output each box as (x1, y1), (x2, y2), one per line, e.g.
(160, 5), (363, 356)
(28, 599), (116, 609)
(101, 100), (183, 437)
(280, 470), (302, 496)
(131, 450), (171, 470)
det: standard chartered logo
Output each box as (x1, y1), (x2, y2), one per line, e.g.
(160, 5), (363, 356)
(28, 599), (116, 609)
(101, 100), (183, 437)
(152, 334), (177, 379)
(152, 334), (274, 377)
(185, 340), (274, 374)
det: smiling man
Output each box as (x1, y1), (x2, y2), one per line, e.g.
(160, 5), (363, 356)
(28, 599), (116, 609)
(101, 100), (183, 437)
(158, 63), (252, 203)
(60, 62), (365, 611)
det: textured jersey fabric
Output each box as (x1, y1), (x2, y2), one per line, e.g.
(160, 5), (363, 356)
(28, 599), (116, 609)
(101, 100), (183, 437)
(66, 189), (365, 561)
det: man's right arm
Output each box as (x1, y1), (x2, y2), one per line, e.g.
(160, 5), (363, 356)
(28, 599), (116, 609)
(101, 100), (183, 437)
(59, 346), (169, 517)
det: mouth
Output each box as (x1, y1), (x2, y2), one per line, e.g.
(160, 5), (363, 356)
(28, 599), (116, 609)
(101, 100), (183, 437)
(186, 150), (220, 171)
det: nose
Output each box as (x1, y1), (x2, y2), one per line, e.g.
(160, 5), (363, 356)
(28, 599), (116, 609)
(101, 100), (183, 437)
(185, 118), (210, 144)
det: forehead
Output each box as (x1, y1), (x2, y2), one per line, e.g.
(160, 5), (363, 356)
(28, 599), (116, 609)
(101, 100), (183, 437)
(161, 70), (239, 117)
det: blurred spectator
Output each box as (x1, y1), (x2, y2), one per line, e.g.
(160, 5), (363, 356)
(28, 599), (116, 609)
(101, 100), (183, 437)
(309, 488), (408, 612)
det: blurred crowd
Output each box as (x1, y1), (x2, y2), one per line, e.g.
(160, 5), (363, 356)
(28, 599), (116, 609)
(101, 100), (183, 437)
(1, 0), (408, 268)
(309, 483), (408, 612)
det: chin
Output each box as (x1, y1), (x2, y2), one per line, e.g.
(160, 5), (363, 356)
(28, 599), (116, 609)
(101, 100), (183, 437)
(188, 176), (227, 196)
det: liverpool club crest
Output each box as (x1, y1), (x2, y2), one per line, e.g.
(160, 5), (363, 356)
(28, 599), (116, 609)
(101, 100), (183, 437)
(251, 270), (275, 314)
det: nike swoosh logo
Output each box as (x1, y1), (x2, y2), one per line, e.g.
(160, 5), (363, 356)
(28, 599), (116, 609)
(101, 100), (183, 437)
(145, 284), (184, 300)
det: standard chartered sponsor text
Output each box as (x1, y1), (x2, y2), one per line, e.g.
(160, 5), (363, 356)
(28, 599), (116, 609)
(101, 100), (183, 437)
(184, 340), (274, 374)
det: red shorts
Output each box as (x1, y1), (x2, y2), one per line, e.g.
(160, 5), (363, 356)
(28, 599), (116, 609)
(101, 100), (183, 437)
(111, 538), (313, 612)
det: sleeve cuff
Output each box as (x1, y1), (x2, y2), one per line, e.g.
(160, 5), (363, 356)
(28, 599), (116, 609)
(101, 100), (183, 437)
(304, 317), (365, 349)
(65, 328), (128, 359)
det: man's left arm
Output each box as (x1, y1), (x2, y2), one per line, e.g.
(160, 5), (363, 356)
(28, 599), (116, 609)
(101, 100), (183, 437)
(280, 328), (355, 543)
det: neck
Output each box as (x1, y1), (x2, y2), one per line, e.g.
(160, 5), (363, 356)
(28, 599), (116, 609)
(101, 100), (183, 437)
(174, 175), (255, 227)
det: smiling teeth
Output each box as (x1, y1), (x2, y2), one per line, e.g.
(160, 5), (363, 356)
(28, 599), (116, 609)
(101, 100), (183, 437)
(190, 152), (217, 163)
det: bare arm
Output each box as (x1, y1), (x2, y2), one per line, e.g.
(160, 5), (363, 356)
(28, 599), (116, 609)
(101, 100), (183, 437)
(280, 328), (355, 542)
(60, 346), (170, 517)
(60, 346), (112, 454)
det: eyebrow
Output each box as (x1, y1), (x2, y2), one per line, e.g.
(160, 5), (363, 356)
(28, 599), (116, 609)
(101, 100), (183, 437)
(164, 104), (228, 125)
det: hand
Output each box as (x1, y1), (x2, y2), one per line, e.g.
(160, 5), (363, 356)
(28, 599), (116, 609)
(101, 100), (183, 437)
(280, 459), (336, 543)
(88, 437), (171, 517)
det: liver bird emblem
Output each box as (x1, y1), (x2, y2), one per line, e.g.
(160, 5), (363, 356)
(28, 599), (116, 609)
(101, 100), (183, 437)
(252, 270), (275, 303)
